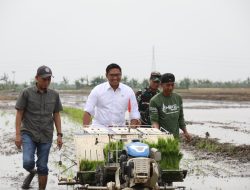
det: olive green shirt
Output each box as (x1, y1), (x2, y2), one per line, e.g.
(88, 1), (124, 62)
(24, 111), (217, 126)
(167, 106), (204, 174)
(15, 86), (63, 143)
(149, 92), (186, 138)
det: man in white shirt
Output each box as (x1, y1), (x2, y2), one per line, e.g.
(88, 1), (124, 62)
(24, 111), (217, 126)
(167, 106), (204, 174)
(83, 63), (141, 127)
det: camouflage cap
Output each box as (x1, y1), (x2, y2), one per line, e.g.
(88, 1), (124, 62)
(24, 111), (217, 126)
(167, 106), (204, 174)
(150, 71), (161, 82)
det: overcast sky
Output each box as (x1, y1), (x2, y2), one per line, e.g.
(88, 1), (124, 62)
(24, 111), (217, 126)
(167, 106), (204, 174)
(0, 0), (249, 83)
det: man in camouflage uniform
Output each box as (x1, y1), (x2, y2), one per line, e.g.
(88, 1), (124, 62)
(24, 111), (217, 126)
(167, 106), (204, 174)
(136, 72), (161, 125)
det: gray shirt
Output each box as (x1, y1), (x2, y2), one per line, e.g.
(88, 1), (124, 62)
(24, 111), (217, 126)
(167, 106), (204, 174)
(15, 85), (63, 143)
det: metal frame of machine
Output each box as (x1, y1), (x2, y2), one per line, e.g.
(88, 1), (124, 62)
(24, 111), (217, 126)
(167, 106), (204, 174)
(58, 126), (187, 190)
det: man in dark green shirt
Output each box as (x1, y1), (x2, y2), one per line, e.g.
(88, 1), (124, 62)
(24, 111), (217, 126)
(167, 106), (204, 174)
(136, 72), (161, 125)
(15, 66), (63, 189)
(149, 73), (191, 140)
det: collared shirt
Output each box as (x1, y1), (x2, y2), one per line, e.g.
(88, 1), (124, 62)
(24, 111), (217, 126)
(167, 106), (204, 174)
(84, 82), (140, 127)
(15, 85), (63, 143)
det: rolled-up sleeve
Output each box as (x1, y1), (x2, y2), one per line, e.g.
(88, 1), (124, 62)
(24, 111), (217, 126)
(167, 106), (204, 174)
(129, 90), (140, 120)
(84, 88), (98, 116)
(149, 99), (159, 123)
(15, 89), (28, 110)
(178, 97), (186, 130)
(54, 93), (63, 113)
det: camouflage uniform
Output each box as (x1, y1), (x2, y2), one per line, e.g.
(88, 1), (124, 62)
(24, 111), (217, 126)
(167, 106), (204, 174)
(136, 87), (160, 125)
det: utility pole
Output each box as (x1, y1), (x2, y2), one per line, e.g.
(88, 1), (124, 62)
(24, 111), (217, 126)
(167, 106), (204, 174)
(151, 46), (156, 72)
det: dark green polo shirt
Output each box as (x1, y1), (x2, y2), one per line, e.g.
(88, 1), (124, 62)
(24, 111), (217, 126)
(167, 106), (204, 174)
(149, 92), (186, 138)
(15, 85), (63, 143)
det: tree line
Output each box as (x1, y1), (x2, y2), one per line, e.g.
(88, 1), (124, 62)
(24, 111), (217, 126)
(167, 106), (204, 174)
(1, 72), (250, 91)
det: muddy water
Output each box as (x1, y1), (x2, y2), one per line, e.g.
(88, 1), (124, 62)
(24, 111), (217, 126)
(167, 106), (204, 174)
(178, 149), (250, 190)
(60, 93), (87, 109)
(1, 97), (250, 189)
(181, 100), (250, 189)
(184, 99), (250, 145)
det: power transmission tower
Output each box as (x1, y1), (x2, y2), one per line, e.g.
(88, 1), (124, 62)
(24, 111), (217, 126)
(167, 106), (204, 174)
(151, 46), (156, 72)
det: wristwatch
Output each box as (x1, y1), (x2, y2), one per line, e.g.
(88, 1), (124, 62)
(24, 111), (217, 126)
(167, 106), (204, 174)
(57, 133), (63, 137)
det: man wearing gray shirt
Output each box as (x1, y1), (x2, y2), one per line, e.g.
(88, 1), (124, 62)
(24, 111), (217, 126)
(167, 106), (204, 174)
(15, 66), (63, 190)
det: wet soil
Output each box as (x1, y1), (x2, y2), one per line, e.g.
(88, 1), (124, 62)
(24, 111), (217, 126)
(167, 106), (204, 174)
(0, 110), (79, 189)
(1, 90), (250, 189)
(181, 135), (250, 163)
(176, 88), (250, 101)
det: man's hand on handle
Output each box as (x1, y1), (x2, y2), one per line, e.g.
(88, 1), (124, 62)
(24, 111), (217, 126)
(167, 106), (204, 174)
(83, 112), (91, 128)
(151, 122), (160, 129)
(130, 119), (141, 128)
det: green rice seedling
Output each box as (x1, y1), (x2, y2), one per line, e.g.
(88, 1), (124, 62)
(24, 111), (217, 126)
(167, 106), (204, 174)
(196, 139), (219, 152)
(103, 141), (124, 163)
(79, 160), (104, 184)
(144, 138), (183, 169)
(63, 107), (85, 124)
(79, 159), (104, 171)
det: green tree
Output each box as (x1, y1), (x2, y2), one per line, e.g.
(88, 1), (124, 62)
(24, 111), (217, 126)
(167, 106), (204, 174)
(141, 79), (149, 88)
(179, 78), (191, 89)
(122, 75), (129, 85)
(90, 76), (106, 86)
(75, 80), (81, 89)
(128, 78), (139, 88)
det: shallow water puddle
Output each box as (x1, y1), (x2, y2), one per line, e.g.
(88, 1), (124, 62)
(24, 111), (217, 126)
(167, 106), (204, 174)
(179, 149), (250, 190)
(184, 100), (250, 145)
(0, 99), (250, 189)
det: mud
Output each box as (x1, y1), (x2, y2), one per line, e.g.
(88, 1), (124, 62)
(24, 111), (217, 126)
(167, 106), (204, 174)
(181, 135), (250, 163)
(177, 88), (250, 101)
(0, 109), (79, 189)
(0, 91), (250, 189)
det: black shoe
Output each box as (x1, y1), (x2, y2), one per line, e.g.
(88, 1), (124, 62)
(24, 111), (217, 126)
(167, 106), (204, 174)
(22, 170), (37, 189)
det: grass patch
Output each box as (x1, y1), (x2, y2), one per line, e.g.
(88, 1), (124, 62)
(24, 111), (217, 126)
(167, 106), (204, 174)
(196, 139), (220, 152)
(144, 138), (183, 170)
(62, 107), (84, 124)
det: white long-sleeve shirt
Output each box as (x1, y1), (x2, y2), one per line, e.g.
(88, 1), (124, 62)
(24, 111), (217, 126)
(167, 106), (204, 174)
(84, 82), (140, 127)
